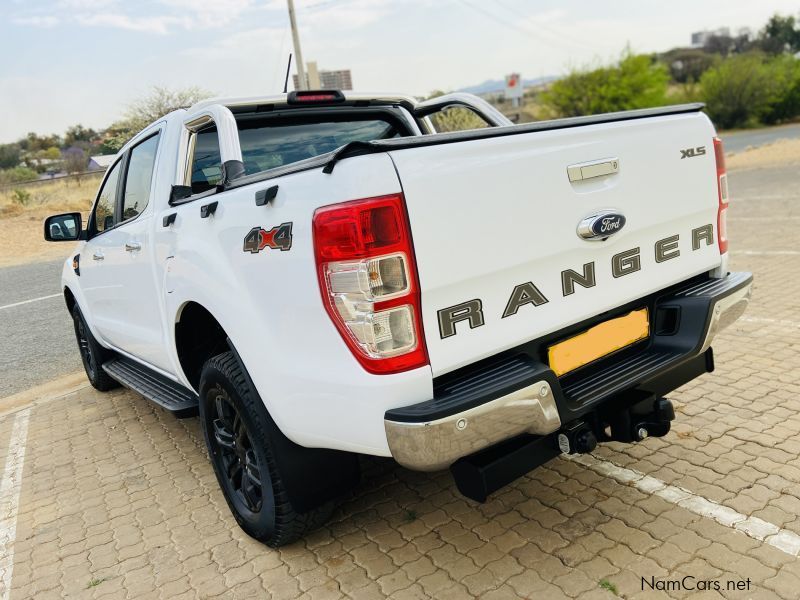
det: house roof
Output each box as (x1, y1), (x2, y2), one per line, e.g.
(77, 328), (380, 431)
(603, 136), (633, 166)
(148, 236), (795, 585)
(88, 155), (116, 169)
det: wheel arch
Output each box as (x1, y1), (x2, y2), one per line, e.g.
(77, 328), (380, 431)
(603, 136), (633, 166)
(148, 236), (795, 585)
(174, 301), (231, 392)
(63, 285), (77, 313)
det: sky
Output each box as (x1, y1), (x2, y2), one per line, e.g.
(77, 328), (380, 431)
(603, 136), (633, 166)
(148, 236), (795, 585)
(1, 0), (798, 143)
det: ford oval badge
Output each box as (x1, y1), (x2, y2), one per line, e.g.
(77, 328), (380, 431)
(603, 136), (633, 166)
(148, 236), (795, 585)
(577, 211), (626, 241)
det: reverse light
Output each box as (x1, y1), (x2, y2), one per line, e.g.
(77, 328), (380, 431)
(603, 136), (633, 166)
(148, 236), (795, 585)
(313, 194), (428, 374)
(713, 137), (729, 254)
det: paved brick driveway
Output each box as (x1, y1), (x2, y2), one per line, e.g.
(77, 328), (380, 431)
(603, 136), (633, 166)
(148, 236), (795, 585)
(1, 163), (798, 599)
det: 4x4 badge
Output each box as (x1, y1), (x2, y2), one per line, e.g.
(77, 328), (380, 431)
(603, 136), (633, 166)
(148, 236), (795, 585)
(243, 222), (293, 254)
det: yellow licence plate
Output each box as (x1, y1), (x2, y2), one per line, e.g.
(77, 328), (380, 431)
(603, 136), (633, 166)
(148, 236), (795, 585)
(548, 309), (650, 377)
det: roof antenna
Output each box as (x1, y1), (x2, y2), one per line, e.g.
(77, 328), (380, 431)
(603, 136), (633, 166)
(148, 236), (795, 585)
(283, 53), (293, 94)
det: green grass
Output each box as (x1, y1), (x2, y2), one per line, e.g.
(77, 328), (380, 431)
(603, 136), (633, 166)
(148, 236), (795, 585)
(599, 579), (619, 595)
(86, 577), (106, 589)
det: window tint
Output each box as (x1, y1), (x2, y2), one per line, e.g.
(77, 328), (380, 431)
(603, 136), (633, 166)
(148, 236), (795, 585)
(237, 118), (403, 175)
(190, 132), (222, 194)
(122, 134), (159, 221)
(189, 114), (407, 193)
(94, 161), (121, 233)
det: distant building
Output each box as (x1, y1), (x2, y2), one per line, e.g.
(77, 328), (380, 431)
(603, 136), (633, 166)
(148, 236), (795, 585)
(293, 62), (353, 91)
(88, 155), (116, 171)
(691, 27), (731, 47)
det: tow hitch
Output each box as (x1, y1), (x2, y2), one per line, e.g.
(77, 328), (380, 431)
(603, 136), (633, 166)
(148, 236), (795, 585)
(603, 395), (675, 443)
(450, 394), (675, 503)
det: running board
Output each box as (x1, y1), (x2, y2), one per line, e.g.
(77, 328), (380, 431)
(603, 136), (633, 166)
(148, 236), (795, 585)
(102, 357), (198, 418)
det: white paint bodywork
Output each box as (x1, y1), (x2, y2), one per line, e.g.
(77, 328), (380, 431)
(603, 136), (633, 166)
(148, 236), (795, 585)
(59, 94), (724, 457)
(394, 111), (722, 376)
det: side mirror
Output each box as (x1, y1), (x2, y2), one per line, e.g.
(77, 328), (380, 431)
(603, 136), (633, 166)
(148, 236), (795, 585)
(44, 212), (82, 242)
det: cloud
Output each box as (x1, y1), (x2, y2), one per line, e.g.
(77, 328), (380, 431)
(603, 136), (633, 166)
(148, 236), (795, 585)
(159, 0), (254, 28)
(15, 0), (257, 35)
(12, 15), (59, 28)
(76, 13), (190, 35)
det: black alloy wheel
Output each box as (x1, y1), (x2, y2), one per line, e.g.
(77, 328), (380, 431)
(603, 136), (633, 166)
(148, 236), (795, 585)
(208, 387), (265, 516)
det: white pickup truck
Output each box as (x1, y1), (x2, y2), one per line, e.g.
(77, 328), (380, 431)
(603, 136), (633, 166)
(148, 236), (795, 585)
(45, 90), (752, 546)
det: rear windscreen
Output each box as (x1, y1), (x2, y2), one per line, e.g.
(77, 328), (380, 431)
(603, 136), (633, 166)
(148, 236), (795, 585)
(190, 113), (408, 193)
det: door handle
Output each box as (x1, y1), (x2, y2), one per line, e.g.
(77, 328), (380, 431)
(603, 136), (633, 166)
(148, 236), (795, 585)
(92, 252), (104, 261)
(567, 157), (620, 182)
(125, 241), (142, 252)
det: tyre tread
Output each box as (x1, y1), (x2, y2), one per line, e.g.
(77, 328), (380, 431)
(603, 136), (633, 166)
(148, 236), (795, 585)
(203, 352), (334, 547)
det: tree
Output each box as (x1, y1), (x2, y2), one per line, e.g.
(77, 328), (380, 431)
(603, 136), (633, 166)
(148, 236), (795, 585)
(700, 53), (776, 128)
(762, 55), (800, 124)
(104, 86), (212, 152)
(20, 132), (61, 152)
(759, 14), (800, 54)
(63, 147), (87, 185)
(661, 48), (718, 83)
(541, 52), (669, 118)
(0, 143), (21, 169)
(40, 147), (61, 160)
(64, 124), (97, 147)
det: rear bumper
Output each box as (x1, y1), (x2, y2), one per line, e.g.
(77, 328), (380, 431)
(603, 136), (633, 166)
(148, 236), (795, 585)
(384, 271), (752, 471)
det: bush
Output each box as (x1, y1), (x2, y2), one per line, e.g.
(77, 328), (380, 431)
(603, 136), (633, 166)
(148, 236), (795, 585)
(541, 53), (669, 117)
(700, 53), (800, 129)
(10, 189), (31, 206)
(0, 166), (38, 185)
(762, 55), (800, 124)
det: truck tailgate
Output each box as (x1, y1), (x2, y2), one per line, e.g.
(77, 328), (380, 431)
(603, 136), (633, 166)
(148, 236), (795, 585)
(389, 111), (722, 376)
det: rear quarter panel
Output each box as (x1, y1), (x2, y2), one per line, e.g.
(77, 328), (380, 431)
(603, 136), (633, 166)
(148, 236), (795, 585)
(160, 154), (433, 455)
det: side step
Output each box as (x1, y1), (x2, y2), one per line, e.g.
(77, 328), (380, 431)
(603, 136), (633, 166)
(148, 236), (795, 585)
(102, 357), (199, 418)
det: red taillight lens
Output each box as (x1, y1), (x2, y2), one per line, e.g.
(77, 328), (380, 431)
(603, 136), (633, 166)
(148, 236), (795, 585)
(287, 90), (346, 105)
(313, 194), (429, 374)
(713, 137), (729, 254)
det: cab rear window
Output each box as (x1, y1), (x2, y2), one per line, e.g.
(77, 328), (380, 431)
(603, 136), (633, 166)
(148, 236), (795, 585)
(190, 113), (408, 194)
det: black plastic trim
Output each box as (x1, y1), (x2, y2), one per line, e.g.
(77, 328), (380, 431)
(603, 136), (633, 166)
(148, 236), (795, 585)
(385, 355), (556, 423)
(200, 201), (218, 218)
(255, 185), (279, 206)
(386, 271), (750, 427)
(102, 356), (198, 417)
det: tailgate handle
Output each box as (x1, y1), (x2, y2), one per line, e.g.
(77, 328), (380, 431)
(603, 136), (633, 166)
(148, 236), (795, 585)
(567, 157), (619, 183)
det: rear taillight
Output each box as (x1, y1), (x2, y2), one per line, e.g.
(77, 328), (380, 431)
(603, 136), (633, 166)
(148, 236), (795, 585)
(713, 137), (729, 254)
(313, 194), (428, 374)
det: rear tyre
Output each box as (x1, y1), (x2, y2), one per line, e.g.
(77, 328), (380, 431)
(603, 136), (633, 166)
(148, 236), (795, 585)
(199, 352), (335, 547)
(71, 304), (118, 391)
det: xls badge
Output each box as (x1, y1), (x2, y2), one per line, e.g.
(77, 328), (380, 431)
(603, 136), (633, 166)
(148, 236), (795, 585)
(243, 222), (293, 254)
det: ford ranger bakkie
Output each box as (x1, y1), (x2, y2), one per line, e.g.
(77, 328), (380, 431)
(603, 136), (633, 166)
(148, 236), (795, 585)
(45, 90), (752, 546)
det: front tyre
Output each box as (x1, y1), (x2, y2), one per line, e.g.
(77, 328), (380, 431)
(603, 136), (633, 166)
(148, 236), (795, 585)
(71, 304), (118, 391)
(199, 352), (335, 547)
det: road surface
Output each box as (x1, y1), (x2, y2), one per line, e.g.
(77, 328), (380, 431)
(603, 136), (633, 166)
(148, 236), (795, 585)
(720, 122), (800, 154)
(0, 257), (80, 396)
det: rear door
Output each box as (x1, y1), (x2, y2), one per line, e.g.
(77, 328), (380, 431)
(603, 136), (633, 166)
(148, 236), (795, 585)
(390, 110), (723, 376)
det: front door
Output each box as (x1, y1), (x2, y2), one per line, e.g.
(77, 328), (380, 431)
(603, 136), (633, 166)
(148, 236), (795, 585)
(81, 131), (173, 372)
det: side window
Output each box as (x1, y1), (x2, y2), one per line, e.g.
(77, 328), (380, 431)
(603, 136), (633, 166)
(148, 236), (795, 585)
(122, 133), (160, 222)
(428, 105), (491, 133)
(189, 128), (222, 194)
(93, 161), (122, 233)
